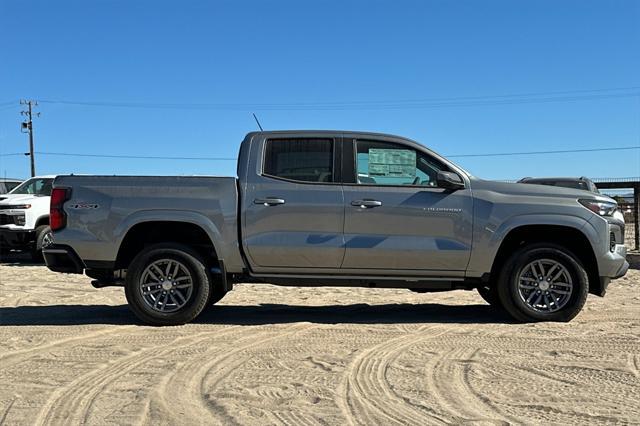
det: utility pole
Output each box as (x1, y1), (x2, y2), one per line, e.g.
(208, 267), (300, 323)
(20, 100), (39, 177)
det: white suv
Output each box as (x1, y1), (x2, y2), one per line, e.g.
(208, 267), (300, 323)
(0, 175), (55, 260)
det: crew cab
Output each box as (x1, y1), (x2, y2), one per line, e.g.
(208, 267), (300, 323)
(0, 175), (55, 259)
(43, 131), (629, 325)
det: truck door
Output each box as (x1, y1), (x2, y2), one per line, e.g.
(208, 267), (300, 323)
(341, 137), (473, 272)
(241, 135), (345, 272)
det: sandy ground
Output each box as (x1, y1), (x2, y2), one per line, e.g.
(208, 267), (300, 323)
(0, 257), (639, 425)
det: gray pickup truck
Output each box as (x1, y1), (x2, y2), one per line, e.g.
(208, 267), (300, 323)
(43, 131), (629, 325)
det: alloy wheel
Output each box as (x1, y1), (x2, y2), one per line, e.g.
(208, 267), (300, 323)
(139, 258), (194, 313)
(517, 259), (573, 313)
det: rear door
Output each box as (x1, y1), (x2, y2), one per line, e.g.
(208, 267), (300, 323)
(341, 136), (473, 273)
(241, 134), (345, 272)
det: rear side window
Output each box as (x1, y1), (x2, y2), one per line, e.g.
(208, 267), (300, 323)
(263, 138), (334, 183)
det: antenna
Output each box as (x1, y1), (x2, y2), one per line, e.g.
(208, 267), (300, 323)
(252, 113), (264, 131)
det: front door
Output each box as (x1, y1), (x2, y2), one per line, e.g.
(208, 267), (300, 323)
(242, 136), (345, 272)
(341, 138), (473, 272)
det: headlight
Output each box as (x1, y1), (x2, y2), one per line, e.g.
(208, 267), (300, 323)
(7, 204), (31, 209)
(612, 210), (625, 223)
(578, 199), (617, 217)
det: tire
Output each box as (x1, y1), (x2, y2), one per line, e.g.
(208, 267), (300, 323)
(476, 285), (501, 308)
(496, 243), (588, 322)
(207, 281), (227, 306)
(124, 243), (211, 326)
(202, 271), (228, 309)
(31, 225), (53, 262)
(0, 248), (10, 260)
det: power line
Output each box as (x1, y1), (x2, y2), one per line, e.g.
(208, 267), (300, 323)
(1, 145), (637, 161)
(446, 146), (640, 158)
(31, 87), (640, 111)
(35, 92), (640, 110)
(33, 152), (237, 161)
(3, 86), (640, 108)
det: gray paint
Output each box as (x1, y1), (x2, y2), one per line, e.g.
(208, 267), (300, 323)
(54, 175), (245, 271)
(51, 130), (628, 287)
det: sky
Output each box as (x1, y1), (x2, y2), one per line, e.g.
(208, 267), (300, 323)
(1, 0), (639, 181)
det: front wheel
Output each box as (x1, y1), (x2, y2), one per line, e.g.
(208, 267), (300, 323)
(31, 225), (53, 262)
(497, 243), (588, 322)
(125, 243), (211, 326)
(476, 285), (501, 308)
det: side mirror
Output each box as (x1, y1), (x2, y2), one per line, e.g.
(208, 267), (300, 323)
(436, 171), (465, 190)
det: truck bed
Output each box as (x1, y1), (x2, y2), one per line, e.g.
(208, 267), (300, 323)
(53, 175), (243, 270)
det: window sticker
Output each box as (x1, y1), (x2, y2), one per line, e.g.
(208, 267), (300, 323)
(368, 149), (416, 178)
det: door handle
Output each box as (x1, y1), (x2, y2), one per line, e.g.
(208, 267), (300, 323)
(351, 199), (382, 208)
(254, 197), (286, 206)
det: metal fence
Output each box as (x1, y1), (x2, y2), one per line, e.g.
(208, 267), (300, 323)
(620, 204), (637, 248)
(593, 178), (639, 251)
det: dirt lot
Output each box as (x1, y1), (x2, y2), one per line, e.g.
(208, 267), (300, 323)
(0, 257), (639, 425)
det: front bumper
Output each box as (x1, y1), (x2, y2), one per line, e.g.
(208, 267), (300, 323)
(43, 244), (85, 274)
(603, 244), (628, 277)
(596, 243), (629, 296)
(0, 227), (35, 249)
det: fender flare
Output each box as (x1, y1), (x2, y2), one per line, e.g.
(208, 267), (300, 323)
(467, 213), (598, 276)
(114, 210), (225, 261)
(34, 215), (50, 227)
(489, 213), (598, 251)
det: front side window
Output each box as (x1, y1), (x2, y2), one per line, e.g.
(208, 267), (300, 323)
(356, 140), (445, 186)
(264, 138), (334, 183)
(10, 178), (53, 196)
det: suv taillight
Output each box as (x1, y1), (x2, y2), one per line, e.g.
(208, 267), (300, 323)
(50, 187), (71, 231)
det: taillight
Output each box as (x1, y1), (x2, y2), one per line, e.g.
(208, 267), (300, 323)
(50, 187), (71, 231)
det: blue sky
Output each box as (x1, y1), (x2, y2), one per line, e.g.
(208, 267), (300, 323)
(1, 0), (639, 181)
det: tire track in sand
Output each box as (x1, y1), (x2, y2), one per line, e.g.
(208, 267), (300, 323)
(0, 326), (136, 369)
(629, 353), (640, 378)
(337, 326), (450, 426)
(149, 323), (314, 426)
(423, 347), (514, 424)
(34, 326), (243, 426)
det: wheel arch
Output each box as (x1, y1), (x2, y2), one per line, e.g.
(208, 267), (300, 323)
(114, 214), (223, 270)
(35, 215), (49, 227)
(490, 224), (600, 295)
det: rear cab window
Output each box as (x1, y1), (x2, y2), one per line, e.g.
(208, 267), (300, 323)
(263, 138), (335, 183)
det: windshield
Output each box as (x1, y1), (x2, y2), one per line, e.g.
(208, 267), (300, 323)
(530, 180), (591, 192)
(9, 178), (54, 196)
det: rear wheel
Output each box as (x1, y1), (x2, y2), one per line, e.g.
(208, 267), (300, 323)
(125, 243), (211, 326)
(497, 243), (588, 322)
(206, 275), (227, 306)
